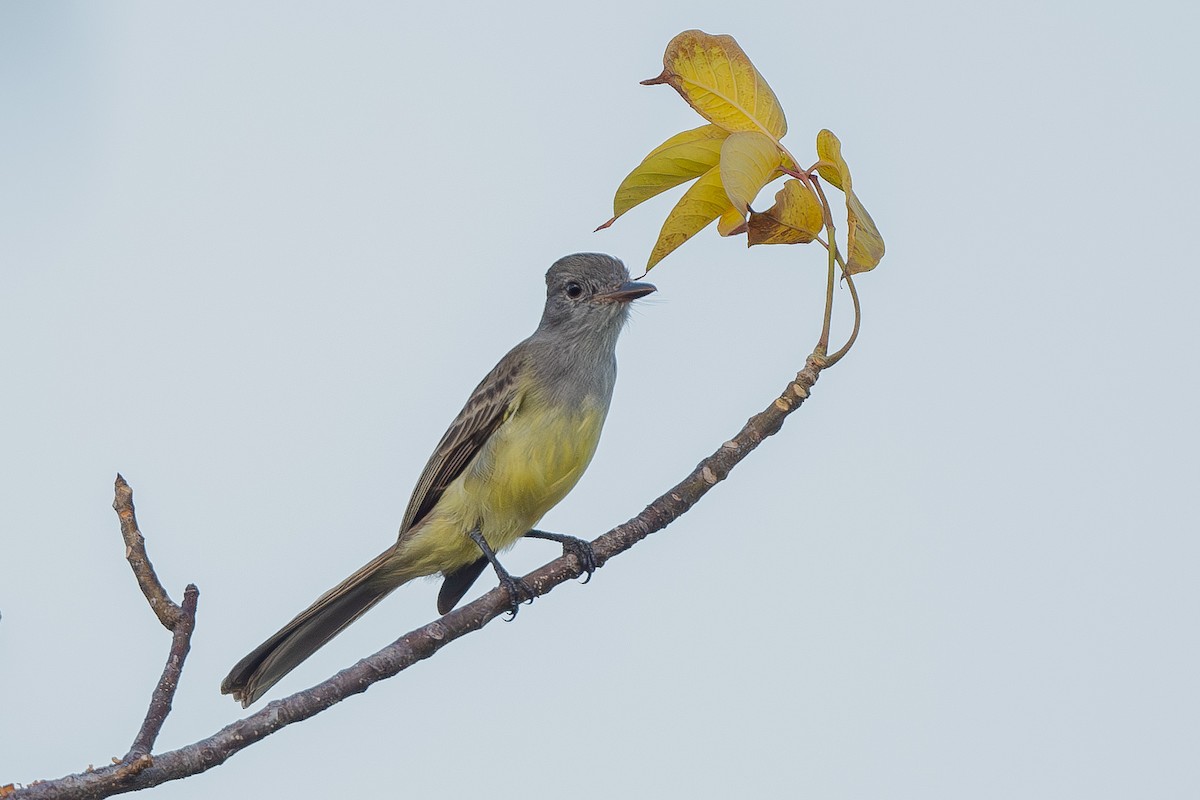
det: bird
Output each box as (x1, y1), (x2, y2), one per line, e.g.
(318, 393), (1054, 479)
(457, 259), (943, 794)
(220, 252), (655, 706)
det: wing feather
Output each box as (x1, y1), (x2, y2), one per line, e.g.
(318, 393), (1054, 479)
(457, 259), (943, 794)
(398, 347), (525, 536)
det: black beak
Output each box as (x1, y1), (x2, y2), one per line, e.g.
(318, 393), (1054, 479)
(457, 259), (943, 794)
(598, 280), (657, 303)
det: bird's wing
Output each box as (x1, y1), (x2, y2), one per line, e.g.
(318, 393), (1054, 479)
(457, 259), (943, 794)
(399, 347), (525, 536)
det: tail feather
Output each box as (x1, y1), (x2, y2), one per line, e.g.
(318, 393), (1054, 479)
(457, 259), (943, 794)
(221, 547), (406, 707)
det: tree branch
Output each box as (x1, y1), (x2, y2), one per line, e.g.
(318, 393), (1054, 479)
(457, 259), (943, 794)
(126, 584), (199, 760)
(11, 352), (825, 800)
(113, 475), (182, 630)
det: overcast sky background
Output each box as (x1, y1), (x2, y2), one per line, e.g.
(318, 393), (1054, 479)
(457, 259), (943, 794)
(3, 2), (1198, 798)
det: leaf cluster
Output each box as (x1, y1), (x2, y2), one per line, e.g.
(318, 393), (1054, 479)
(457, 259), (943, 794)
(599, 30), (885, 275)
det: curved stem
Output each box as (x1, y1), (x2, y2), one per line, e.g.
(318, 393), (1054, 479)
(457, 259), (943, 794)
(817, 232), (836, 356)
(809, 233), (861, 367)
(825, 269), (860, 367)
(810, 175), (840, 356)
(807, 174), (862, 367)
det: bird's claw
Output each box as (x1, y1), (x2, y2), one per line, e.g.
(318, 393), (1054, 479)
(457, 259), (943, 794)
(499, 573), (535, 621)
(560, 537), (597, 584)
(522, 530), (598, 584)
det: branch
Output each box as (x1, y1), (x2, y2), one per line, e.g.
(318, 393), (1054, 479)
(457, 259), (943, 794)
(12, 352), (827, 799)
(126, 585), (199, 759)
(11, 483), (202, 799)
(113, 475), (182, 630)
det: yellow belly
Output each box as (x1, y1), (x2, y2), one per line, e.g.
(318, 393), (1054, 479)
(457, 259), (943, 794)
(391, 395), (606, 579)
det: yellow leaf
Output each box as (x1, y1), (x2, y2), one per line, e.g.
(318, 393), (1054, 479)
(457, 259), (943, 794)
(720, 131), (784, 215)
(717, 205), (747, 237)
(815, 129), (846, 190)
(814, 129), (885, 273)
(646, 166), (733, 270)
(644, 122), (728, 159)
(846, 192), (885, 273)
(642, 30), (786, 139)
(599, 124), (729, 230)
(747, 179), (824, 245)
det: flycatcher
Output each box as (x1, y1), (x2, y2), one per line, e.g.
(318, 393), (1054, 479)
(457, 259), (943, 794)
(221, 253), (655, 706)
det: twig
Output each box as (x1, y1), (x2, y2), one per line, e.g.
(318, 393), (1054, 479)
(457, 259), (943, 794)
(11, 483), (201, 799)
(13, 353), (826, 799)
(126, 585), (200, 760)
(113, 475), (182, 630)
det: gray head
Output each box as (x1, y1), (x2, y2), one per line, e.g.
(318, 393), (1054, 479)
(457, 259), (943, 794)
(536, 253), (656, 344)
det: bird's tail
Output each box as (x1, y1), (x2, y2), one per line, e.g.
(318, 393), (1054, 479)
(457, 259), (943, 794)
(221, 547), (407, 707)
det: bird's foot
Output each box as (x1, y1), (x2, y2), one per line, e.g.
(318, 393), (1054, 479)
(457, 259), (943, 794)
(497, 571), (535, 621)
(524, 529), (597, 584)
(469, 529), (535, 620)
(557, 536), (597, 583)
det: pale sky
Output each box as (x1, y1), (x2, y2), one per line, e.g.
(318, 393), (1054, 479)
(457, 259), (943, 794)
(3, 2), (1198, 798)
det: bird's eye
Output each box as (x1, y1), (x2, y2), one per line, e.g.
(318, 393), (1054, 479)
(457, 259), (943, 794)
(565, 281), (583, 299)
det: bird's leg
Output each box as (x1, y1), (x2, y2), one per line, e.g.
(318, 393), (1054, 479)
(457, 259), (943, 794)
(524, 529), (597, 583)
(468, 530), (534, 620)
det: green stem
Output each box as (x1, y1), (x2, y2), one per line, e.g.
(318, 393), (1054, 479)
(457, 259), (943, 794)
(810, 176), (839, 357)
(825, 268), (860, 367)
(817, 232), (835, 357)
(811, 228), (862, 366)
